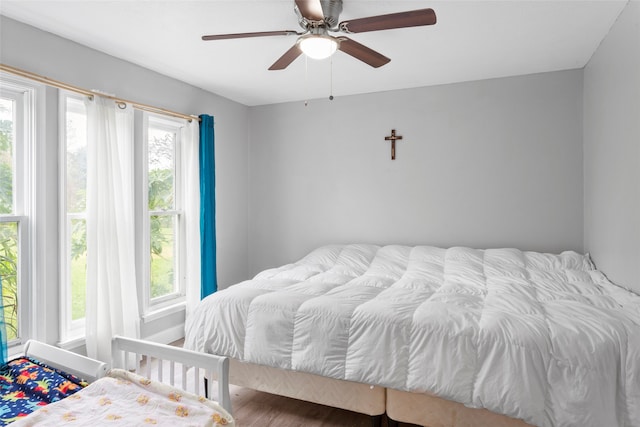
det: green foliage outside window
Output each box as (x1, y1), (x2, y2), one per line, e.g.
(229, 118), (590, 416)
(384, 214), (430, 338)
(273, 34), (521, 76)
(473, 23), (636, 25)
(66, 132), (177, 304)
(149, 168), (174, 256)
(0, 223), (18, 340)
(148, 130), (176, 299)
(0, 119), (12, 214)
(0, 116), (18, 339)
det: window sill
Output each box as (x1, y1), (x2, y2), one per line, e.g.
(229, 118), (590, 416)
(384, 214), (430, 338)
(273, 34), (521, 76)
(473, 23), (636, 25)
(57, 336), (86, 353)
(8, 343), (25, 360)
(142, 301), (186, 324)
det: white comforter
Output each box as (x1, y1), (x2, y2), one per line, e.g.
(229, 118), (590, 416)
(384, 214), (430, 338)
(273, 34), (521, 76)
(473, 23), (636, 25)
(185, 244), (640, 427)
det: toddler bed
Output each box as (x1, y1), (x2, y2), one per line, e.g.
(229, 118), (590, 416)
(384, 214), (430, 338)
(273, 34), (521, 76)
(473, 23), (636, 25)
(1, 340), (107, 425)
(2, 336), (234, 426)
(0, 355), (90, 425)
(185, 244), (640, 427)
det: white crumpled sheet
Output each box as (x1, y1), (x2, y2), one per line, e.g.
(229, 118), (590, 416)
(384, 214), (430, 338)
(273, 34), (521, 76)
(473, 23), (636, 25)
(12, 369), (234, 427)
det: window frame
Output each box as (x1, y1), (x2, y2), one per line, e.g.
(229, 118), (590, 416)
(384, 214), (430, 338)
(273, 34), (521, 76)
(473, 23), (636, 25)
(0, 77), (37, 348)
(141, 112), (186, 315)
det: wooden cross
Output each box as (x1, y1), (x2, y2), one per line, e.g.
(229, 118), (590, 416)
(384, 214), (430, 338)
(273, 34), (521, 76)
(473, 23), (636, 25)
(384, 129), (403, 160)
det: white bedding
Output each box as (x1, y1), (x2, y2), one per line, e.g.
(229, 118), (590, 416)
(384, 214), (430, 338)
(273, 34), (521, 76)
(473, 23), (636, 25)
(185, 244), (640, 427)
(12, 369), (234, 426)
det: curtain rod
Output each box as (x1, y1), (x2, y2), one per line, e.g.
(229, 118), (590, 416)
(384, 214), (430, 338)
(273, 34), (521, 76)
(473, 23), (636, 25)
(0, 63), (201, 123)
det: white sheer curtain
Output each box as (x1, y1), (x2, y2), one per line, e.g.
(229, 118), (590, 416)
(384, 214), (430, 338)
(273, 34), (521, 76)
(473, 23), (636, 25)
(85, 97), (140, 362)
(182, 120), (201, 316)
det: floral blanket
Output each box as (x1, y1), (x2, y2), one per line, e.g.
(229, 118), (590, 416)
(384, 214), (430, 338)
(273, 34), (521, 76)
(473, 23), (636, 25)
(11, 369), (234, 426)
(0, 357), (86, 425)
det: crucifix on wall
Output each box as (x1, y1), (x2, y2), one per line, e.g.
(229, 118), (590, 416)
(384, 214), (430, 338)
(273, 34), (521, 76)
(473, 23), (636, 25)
(384, 129), (403, 160)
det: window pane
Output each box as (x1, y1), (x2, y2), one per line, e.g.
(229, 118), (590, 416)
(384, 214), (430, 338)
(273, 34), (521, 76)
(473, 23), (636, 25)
(148, 127), (175, 211)
(0, 97), (15, 215)
(150, 214), (176, 299)
(63, 95), (88, 332)
(0, 221), (19, 340)
(66, 98), (87, 213)
(70, 218), (87, 321)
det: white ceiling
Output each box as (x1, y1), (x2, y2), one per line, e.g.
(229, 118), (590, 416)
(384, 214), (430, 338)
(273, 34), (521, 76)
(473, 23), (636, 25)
(0, 0), (628, 106)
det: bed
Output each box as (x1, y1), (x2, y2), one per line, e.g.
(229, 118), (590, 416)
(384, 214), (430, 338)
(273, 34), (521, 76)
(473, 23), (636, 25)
(2, 336), (234, 426)
(185, 243), (640, 427)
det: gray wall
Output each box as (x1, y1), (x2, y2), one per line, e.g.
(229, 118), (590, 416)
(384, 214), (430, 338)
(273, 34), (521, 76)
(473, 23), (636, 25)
(1, 16), (250, 343)
(248, 70), (584, 274)
(583, 1), (640, 294)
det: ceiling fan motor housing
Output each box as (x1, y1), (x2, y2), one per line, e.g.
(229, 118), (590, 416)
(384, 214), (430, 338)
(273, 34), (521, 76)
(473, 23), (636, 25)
(320, 0), (343, 28)
(297, 0), (344, 30)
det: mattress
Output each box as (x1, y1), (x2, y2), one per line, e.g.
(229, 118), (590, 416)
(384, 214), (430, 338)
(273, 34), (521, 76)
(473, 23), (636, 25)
(11, 369), (234, 426)
(185, 244), (640, 427)
(0, 357), (87, 425)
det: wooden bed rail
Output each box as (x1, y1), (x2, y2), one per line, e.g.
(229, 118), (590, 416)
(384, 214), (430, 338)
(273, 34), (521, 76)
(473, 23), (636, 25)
(23, 339), (108, 383)
(110, 335), (232, 415)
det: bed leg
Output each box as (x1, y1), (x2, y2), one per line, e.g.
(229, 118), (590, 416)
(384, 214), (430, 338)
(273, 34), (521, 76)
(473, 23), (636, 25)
(204, 377), (209, 399)
(386, 415), (399, 427)
(371, 415), (383, 427)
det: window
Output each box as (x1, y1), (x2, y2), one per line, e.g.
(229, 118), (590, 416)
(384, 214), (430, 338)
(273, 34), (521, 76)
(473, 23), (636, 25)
(0, 80), (35, 345)
(143, 114), (184, 311)
(60, 93), (88, 339)
(1, 73), (195, 345)
(59, 103), (188, 339)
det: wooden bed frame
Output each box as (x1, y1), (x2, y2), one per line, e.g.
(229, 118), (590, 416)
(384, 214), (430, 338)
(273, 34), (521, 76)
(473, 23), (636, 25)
(23, 339), (108, 383)
(111, 335), (232, 414)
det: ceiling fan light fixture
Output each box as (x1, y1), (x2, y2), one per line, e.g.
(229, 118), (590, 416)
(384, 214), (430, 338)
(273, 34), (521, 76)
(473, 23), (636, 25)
(298, 35), (338, 60)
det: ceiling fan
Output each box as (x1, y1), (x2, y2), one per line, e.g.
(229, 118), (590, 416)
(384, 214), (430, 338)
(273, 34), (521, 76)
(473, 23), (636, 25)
(201, 0), (437, 70)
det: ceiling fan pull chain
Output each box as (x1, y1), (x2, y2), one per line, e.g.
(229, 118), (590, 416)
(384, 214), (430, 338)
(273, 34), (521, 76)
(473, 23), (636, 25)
(304, 55), (309, 107)
(329, 55), (334, 101)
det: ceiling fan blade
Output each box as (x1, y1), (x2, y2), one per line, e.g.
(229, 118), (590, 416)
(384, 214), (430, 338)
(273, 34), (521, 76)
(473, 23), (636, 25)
(268, 44), (303, 70)
(202, 30), (300, 41)
(337, 37), (390, 68)
(295, 0), (324, 21)
(339, 8), (436, 33)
